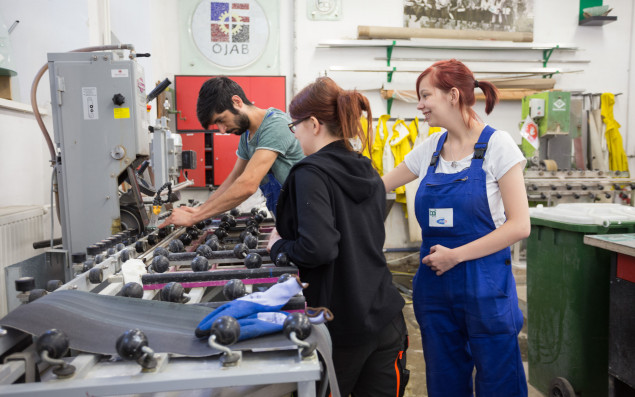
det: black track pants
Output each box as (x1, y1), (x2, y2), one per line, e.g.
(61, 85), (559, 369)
(332, 312), (410, 397)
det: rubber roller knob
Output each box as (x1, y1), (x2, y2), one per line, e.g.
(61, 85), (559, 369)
(191, 255), (210, 272)
(153, 247), (170, 258)
(15, 277), (36, 293)
(283, 312), (312, 341)
(151, 256), (170, 273)
(116, 329), (148, 360)
(36, 329), (70, 359)
(179, 233), (193, 246)
(233, 243), (249, 259)
(211, 316), (240, 345)
(244, 253), (262, 269)
(46, 280), (63, 292)
(28, 288), (48, 302)
(275, 252), (290, 267)
(243, 234), (258, 249)
(160, 282), (186, 303)
(195, 244), (214, 259)
(223, 279), (246, 300)
(206, 238), (220, 252)
(88, 267), (103, 284)
(230, 208), (240, 217)
(121, 282), (144, 298)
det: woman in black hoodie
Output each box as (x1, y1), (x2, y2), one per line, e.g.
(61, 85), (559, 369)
(267, 77), (408, 397)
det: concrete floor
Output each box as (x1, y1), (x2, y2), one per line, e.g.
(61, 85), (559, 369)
(394, 263), (544, 397)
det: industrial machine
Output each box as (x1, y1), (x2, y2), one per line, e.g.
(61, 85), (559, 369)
(0, 209), (331, 396)
(519, 90), (634, 206)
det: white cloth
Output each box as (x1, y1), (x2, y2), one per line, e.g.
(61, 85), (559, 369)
(404, 128), (526, 228)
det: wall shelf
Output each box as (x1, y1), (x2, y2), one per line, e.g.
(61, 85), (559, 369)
(579, 16), (617, 26)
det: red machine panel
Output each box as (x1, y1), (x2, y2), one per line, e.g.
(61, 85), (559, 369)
(175, 76), (286, 186)
(179, 133), (206, 187)
(213, 134), (241, 186)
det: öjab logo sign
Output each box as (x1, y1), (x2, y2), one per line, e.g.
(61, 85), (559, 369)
(191, 0), (269, 68)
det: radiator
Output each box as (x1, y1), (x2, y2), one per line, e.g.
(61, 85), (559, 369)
(0, 206), (47, 318)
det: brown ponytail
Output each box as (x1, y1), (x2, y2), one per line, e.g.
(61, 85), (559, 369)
(289, 77), (373, 153)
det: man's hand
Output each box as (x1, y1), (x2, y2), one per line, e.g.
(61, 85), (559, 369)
(158, 206), (199, 228)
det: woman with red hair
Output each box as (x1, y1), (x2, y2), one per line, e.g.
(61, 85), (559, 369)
(383, 59), (529, 397)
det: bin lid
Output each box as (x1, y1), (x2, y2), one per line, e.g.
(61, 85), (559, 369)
(530, 203), (635, 228)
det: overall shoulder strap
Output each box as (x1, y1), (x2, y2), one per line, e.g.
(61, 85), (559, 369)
(472, 125), (496, 165)
(427, 131), (448, 172)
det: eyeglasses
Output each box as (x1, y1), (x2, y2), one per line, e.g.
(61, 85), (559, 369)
(288, 116), (311, 133)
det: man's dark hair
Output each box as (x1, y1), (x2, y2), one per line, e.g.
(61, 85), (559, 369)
(196, 77), (253, 129)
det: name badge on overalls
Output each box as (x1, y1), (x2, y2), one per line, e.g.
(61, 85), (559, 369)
(429, 208), (453, 227)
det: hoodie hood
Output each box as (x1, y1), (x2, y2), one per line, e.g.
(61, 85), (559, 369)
(292, 140), (380, 203)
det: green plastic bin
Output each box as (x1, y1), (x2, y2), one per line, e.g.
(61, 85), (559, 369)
(527, 203), (635, 397)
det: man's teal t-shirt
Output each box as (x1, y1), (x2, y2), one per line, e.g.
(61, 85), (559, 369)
(236, 108), (305, 186)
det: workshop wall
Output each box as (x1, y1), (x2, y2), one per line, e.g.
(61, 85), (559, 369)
(0, 0), (633, 251)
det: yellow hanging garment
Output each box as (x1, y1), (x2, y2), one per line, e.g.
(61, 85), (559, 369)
(601, 93), (629, 172)
(390, 119), (419, 206)
(360, 115), (371, 159)
(407, 118), (419, 146)
(372, 115), (391, 176)
(428, 126), (442, 136)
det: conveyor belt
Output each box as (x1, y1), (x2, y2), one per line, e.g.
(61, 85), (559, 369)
(0, 290), (300, 357)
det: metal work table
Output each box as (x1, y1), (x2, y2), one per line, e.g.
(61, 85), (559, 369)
(583, 233), (635, 397)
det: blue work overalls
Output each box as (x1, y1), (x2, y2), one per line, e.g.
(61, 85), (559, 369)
(413, 126), (527, 397)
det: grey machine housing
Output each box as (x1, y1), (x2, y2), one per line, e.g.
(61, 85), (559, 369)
(48, 51), (150, 269)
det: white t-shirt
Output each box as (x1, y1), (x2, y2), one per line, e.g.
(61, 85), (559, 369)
(404, 128), (526, 228)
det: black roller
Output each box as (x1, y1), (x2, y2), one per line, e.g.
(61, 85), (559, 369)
(244, 253), (262, 269)
(147, 234), (158, 246)
(195, 244), (214, 259)
(191, 255), (210, 272)
(214, 228), (228, 240)
(178, 233), (193, 246)
(121, 282), (144, 298)
(243, 234), (258, 249)
(283, 312), (312, 341)
(168, 240), (183, 253)
(275, 252), (290, 267)
(250, 208), (259, 216)
(82, 260), (95, 273)
(46, 280), (63, 292)
(151, 256), (170, 273)
(196, 221), (206, 230)
(223, 279), (246, 300)
(88, 267), (103, 284)
(211, 316), (240, 345)
(116, 329), (148, 360)
(233, 243), (249, 259)
(15, 277), (36, 293)
(167, 247), (268, 262)
(186, 227), (200, 239)
(230, 208), (240, 217)
(28, 289), (48, 302)
(206, 237), (221, 251)
(94, 254), (106, 265)
(71, 252), (86, 264)
(153, 246), (170, 258)
(135, 241), (146, 254)
(160, 282), (187, 303)
(36, 329), (70, 359)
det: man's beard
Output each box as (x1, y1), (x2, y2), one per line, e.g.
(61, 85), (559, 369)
(228, 112), (250, 136)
